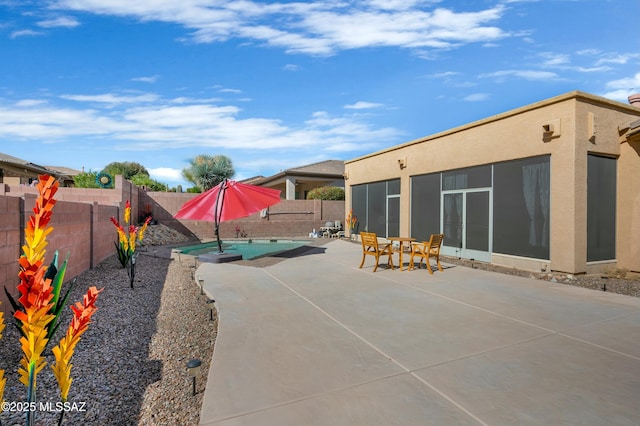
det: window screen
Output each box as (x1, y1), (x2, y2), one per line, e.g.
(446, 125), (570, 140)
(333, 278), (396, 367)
(351, 184), (367, 234)
(587, 155), (616, 261)
(388, 179), (400, 195)
(493, 156), (550, 259)
(411, 173), (441, 241)
(367, 182), (386, 235)
(350, 179), (400, 237)
(388, 196), (400, 237)
(442, 164), (491, 190)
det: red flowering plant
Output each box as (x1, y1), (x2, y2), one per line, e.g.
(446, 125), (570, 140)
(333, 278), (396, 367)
(346, 209), (359, 235)
(110, 200), (151, 268)
(0, 174), (103, 425)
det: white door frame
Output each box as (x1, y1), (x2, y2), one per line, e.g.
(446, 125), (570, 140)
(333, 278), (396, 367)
(440, 188), (492, 262)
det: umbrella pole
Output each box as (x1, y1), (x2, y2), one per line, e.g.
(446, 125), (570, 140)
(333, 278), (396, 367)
(214, 180), (227, 254)
(215, 223), (223, 253)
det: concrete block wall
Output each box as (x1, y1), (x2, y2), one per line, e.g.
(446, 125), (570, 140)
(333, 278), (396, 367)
(143, 191), (346, 240)
(0, 194), (118, 315)
(0, 196), (21, 313)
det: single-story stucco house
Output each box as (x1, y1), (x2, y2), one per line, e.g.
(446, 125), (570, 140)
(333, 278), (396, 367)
(344, 91), (640, 275)
(254, 160), (345, 200)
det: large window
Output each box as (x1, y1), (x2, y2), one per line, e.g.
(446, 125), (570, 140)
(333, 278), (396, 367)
(442, 165), (491, 190)
(411, 173), (440, 241)
(493, 156), (550, 259)
(587, 154), (616, 262)
(350, 179), (400, 237)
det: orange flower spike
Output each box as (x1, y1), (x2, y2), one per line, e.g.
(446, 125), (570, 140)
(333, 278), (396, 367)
(138, 216), (152, 242)
(0, 369), (5, 408)
(0, 302), (5, 339)
(128, 225), (137, 252)
(17, 305), (54, 387)
(124, 200), (131, 224)
(52, 286), (103, 401)
(15, 175), (58, 390)
(30, 175), (58, 232)
(117, 226), (127, 244)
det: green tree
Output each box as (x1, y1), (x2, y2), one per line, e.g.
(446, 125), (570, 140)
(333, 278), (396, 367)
(130, 173), (168, 192)
(102, 162), (149, 180)
(73, 171), (101, 188)
(307, 186), (345, 200)
(182, 154), (234, 191)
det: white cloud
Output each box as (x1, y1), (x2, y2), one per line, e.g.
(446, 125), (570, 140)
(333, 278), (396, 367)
(131, 75), (159, 83)
(539, 52), (570, 67)
(37, 16), (80, 28)
(429, 71), (461, 78)
(10, 29), (43, 38)
(50, 1), (510, 56)
(601, 72), (640, 102)
(149, 167), (183, 183)
(282, 64), (300, 71)
(60, 93), (160, 104)
(480, 69), (559, 81)
(16, 99), (48, 107)
(595, 52), (640, 66)
(538, 50), (637, 74)
(344, 101), (384, 109)
(463, 93), (490, 102)
(0, 94), (402, 154)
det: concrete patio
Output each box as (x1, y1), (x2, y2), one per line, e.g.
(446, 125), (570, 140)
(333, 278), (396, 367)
(195, 239), (640, 425)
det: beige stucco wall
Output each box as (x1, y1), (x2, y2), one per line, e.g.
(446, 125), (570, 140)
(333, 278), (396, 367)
(345, 91), (640, 274)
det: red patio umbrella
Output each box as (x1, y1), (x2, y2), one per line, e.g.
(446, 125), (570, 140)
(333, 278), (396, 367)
(175, 179), (281, 253)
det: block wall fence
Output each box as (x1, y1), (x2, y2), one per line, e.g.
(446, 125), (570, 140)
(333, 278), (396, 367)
(1, 175), (344, 313)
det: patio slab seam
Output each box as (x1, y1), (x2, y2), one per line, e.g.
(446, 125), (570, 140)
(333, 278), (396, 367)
(261, 268), (491, 426)
(201, 371), (417, 424)
(393, 276), (640, 362)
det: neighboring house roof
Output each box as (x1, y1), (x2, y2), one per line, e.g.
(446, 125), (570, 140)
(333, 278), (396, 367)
(0, 152), (70, 179)
(44, 165), (83, 176)
(256, 160), (345, 185)
(240, 175), (266, 185)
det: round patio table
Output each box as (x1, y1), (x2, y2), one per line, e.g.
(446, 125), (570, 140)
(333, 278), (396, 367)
(387, 237), (416, 271)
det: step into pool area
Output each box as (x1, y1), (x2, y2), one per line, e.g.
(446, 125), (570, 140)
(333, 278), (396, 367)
(174, 239), (311, 263)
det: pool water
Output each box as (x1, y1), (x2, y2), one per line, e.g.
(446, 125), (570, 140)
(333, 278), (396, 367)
(177, 239), (309, 260)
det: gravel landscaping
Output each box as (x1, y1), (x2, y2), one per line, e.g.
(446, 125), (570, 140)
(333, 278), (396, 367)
(1, 247), (216, 425)
(440, 255), (640, 298)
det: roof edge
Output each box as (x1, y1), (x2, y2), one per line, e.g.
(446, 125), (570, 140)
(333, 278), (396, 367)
(345, 91), (640, 164)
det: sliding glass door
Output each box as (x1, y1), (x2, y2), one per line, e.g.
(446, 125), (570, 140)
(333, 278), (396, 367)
(441, 189), (491, 262)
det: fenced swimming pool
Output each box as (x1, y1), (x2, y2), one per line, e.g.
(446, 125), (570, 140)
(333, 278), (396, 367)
(176, 239), (310, 260)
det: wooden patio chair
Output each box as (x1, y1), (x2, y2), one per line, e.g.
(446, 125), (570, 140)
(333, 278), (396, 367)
(409, 233), (444, 274)
(359, 232), (394, 272)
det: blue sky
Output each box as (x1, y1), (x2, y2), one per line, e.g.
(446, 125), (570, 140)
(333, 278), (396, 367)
(1, 0), (638, 189)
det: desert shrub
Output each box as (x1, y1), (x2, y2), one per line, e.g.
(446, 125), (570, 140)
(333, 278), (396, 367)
(307, 186), (345, 200)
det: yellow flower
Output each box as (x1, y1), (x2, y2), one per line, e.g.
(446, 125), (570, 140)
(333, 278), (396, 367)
(0, 369), (6, 409)
(52, 287), (102, 402)
(17, 306), (55, 387)
(124, 200), (131, 224)
(0, 303), (4, 339)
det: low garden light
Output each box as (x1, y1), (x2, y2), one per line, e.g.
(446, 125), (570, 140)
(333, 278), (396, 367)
(198, 278), (205, 295)
(186, 358), (202, 396)
(129, 251), (138, 289)
(207, 298), (216, 321)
